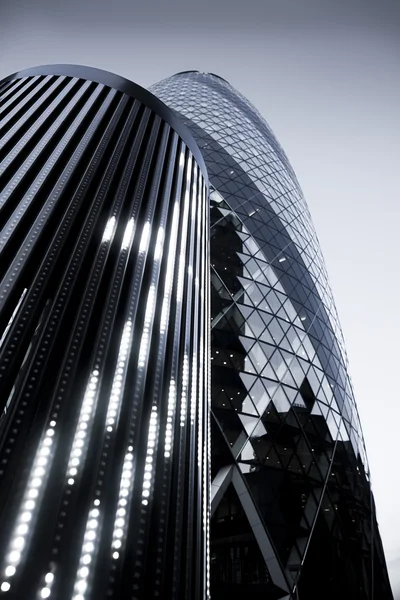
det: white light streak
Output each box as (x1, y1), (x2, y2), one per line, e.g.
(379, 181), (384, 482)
(154, 226), (165, 262)
(164, 379), (176, 458)
(160, 201), (180, 334)
(0, 288), (27, 350)
(190, 352), (197, 426)
(121, 217), (135, 250)
(66, 371), (99, 479)
(104, 319), (132, 431)
(141, 406), (158, 504)
(101, 216), (116, 243)
(72, 503), (101, 598)
(1, 420), (57, 584)
(180, 354), (189, 427)
(110, 447), (134, 551)
(137, 285), (156, 369)
(139, 221), (151, 254)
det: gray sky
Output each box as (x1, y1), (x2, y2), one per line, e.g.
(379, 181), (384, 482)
(1, 0), (399, 594)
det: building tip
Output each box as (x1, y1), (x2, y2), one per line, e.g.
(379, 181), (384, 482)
(173, 70), (230, 84)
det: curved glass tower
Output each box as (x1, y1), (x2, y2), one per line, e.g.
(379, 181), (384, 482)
(151, 71), (393, 599)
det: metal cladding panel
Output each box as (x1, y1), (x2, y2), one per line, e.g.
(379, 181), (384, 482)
(151, 72), (393, 600)
(0, 69), (210, 600)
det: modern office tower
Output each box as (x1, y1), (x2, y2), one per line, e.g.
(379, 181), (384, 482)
(0, 65), (210, 600)
(151, 71), (393, 600)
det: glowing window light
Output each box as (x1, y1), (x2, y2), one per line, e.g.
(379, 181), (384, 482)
(102, 216), (116, 243)
(121, 217), (135, 250)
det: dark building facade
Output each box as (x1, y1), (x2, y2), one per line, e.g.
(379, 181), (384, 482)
(150, 71), (393, 600)
(0, 66), (210, 600)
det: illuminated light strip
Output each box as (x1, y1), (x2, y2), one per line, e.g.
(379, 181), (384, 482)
(121, 217), (135, 251)
(39, 571), (55, 599)
(72, 502), (101, 600)
(176, 157), (192, 305)
(180, 354), (190, 428)
(70, 212), (138, 587)
(159, 199), (181, 457)
(190, 352), (197, 426)
(102, 216), (138, 432)
(101, 216), (116, 243)
(110, 446), (134, 554)
(197, 186), (206, 471)
(141, 406), (158, 505)
(0, 287), (27, 349)
(105, 319), (132, 432)
(164, 380), (176, 458)
(160, 201), (180, 335)
(205, 182), (212, 600)
(137, 285), (156, 369)
(138, 221), (151, 254)
(66, 371), (100, 482)
(153, 226), (165, 263)
(0, 420), (58, 592)
(189, 170), (200, 428)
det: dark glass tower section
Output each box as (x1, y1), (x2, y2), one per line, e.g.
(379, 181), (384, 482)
(0, 66), (210, 600)
(151, 71), (393, 600)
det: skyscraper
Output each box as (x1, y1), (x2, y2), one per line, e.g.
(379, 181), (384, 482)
(0, 65), (210, 600)
(150, 71), (393, 600)
(0, 64), (393, 600)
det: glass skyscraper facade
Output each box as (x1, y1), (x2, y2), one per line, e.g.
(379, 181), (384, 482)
(151, 71), (393, 600)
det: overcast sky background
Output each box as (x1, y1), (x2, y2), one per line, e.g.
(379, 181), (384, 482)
(1, 0), (399, 594)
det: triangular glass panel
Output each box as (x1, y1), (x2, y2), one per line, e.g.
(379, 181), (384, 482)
(238, 414), (259, 437)
(211, 484), (276, 594)
(265, 290), (282, 314)
(281, 369), (298, 388)
(249, 379), (276, 416)
(213, 407), (246, 448)
(272, 386), (291, 414)
(262, 363), (278, 381)
(248, 342), (268, 374)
